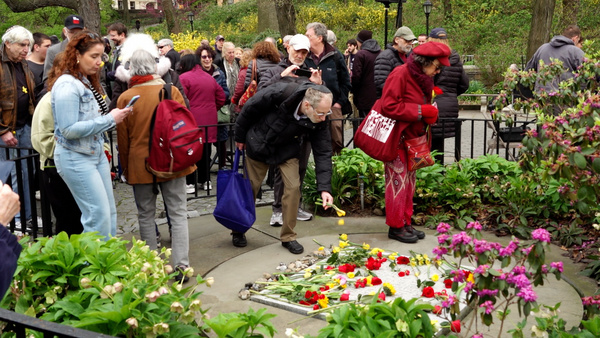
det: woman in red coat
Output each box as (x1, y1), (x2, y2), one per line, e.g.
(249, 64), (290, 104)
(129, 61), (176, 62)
(179, 54), (226, 190)
(379, 42), (451, 243)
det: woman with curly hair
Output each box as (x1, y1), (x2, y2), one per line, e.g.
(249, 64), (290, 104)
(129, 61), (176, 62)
(243, 41), (281, 92)
(48, 30), (130, 239)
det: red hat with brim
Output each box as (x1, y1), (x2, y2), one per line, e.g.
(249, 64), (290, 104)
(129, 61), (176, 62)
(412, 41), (451, 66)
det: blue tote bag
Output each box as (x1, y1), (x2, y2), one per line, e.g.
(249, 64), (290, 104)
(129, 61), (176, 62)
(213, 149), (256, 233)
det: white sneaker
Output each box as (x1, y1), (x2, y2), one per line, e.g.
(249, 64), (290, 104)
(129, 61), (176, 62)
(186, 184), (195, 194)
(297, 208), (313, 221)
(270, 211), (283, 227)
(35, 191), (41, 201)
(203, 181), (212, 191)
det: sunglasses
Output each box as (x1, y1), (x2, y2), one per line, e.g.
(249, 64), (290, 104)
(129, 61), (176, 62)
(158, 45), (165, 49)
(201, 55), (212, 59)
(86, 32), (100, 40)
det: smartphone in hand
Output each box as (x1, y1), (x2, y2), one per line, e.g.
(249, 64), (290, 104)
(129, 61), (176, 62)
(294, 68), (313, 78)
(126, 95), (140, 108)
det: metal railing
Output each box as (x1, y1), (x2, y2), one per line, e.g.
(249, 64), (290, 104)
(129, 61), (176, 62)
(0, 308), (115, 338)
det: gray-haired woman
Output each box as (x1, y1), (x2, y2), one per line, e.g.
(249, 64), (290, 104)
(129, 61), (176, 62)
(116, 49), (194, 282)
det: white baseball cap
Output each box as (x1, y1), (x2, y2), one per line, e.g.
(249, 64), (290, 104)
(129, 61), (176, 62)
(289, 34), (310, 51)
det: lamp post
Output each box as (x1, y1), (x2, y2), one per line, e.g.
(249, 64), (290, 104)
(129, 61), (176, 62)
(375, 0), (399, 47)
(423, 0), (432, 36)
(395, 0), (407, 28)
(188, 12), (194, 32)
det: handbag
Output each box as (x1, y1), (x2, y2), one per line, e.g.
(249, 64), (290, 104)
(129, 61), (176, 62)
(213, 149), (256, 233)
(238, 59), (257, 108)
(217, 105), (230, 123)
(353, 100), (402, 162)
(404, 127), (434, 171)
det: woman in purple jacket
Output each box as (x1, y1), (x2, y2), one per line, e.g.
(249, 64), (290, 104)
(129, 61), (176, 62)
(179, 54), (226, 192)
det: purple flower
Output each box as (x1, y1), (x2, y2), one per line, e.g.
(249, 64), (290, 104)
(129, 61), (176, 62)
(476, 289), (498, 297)
(499, 240), (519, 257)
(480, 300), (495, 315)
(521, 246), (533, 255)
(442, 295), (457, 308)
(466, 221), (483, 231)
(550, 261), (564, 273)
(507, 273), (531, 289)
(517, 287), (537, 302)
(437, 222), (451, 234)
(437, 234), (449, 245)
(432, 246), (448, 259)
(474, 264), (489, 275)
(531, 228), (551, 243)
(450, 232), (472, 249)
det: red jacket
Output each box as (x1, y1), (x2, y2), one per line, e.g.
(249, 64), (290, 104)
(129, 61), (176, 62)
(379, 64), (429, 141)
(179, 65), (226, 143)
(232, 67), (248, 105)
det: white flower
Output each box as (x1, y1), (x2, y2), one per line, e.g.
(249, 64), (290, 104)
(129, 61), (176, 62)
(126, 317), (138, 328)
(113, 282), (123, 293)
(205, 277), (214, 287)
(164, 264), (174, 274)
(100, 285), (115, 299)
(146, 291), (160, 302)
(170, 301), (184, 313)
(531, 325), (548, 337)
(189, 299), (202, 312)
(158, 286), (169, 295)
(80, 277), (92, 289)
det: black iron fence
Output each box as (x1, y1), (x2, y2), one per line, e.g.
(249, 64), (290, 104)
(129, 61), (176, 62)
(0, 308), (115, 338)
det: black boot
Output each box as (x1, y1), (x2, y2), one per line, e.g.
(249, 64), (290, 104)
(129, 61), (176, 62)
(388, 227), (418, 243)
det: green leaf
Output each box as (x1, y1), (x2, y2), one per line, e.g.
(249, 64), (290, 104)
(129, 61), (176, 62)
(592, 158), (600, 173)
(574, 152), (587, 169)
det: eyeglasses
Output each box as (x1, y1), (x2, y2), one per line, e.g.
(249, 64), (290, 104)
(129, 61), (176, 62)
(157, 45), (165, 49)
(433, 62), (443, 71)
(312, 105), (332, 116)
(201, 55), (212, 59)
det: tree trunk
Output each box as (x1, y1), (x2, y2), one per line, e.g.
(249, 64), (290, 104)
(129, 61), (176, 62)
(2, 0), (101, 32)
(257, 0), (279, 33)
(161, 0), (181, 34)
(442, 0), (452, 21)
(526, 0), (556, 60)
(559, 0), (580, 30)
(122, 0), (131, 27)
(275, 0), (296, 36)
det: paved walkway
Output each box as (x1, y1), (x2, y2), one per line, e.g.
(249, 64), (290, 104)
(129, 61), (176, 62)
(117, 201), (596, 337)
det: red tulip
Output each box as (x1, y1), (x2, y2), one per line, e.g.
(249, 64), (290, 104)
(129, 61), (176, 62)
(433, 305), (442, 314)
(378, 292), (386, 301)
(313, 304), (320, 310)
(340, 293), (349, 301)
(450, 320), (461, 333)
(444, 278), (453, 288)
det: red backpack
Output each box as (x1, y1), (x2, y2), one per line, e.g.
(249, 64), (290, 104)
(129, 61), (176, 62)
(146, 84), (203, 179)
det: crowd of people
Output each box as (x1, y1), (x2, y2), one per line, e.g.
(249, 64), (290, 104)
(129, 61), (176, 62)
(0, 13), (587, 283)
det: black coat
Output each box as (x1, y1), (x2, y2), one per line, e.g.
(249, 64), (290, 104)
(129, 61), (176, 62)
(351, 39), (381, 111)
(304, 43), (351, 108)
(432, 50), (469, 138)
(374, 44), (408, 99)
(234, 79), (332, 193)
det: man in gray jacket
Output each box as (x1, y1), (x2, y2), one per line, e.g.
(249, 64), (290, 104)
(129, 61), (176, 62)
(526, 25), (584, 94)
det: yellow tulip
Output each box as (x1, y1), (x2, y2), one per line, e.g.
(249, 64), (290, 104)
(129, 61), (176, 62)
(362, 243), (370, 250)
(347, 272), (355, 278)
(431, 274), (439, 282)
(332, 246), (340, 253)
(339, 241), (348, 248)
(338, 219), (345, 225)
(340, 234), (348, 241)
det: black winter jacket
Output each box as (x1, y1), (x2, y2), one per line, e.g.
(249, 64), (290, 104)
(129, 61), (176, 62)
(351, 39), (381, 111)
(234, 79), (332, 193)
(304, 43), (351, 108)
(257, 58), (313, 91)
(244, 58), (280, 91)
(374, 44), (409, 99)
(432, 50), (469, 138)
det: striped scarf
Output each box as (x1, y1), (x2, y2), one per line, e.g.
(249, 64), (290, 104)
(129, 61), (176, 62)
(89, 86), (109, 115)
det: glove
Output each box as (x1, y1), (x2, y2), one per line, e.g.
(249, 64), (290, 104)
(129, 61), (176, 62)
(421, 104), (438, 125)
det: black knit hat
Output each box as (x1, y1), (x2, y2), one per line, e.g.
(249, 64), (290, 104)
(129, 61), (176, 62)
(356, 30), (372, 43)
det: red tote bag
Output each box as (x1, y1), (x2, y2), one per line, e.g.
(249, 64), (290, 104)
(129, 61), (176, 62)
(354, 100), (402, 162)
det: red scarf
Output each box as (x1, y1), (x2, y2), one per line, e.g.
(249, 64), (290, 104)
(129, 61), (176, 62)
(129, 74), (154, 87)
(407, 54), (434, 103)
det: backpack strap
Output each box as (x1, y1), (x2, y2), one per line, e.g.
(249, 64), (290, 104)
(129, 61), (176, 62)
(147, 84), (172, 195)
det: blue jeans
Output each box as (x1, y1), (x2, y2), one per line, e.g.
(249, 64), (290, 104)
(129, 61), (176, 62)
(54, 143), (116, 239)
(0, 125), (33, 222)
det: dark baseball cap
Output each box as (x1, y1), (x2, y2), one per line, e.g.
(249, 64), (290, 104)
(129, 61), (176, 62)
(65, 15), (84, 30)
(215, 35), (225, 41)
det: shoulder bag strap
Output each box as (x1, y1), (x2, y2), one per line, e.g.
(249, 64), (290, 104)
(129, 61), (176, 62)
(251, 59), (257, 82)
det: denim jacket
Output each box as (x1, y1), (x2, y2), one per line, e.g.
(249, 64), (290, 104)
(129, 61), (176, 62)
(51, 74), (115, 155)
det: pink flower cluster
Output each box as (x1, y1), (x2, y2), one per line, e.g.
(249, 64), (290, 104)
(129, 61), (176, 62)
(531, 228), (551, 243)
